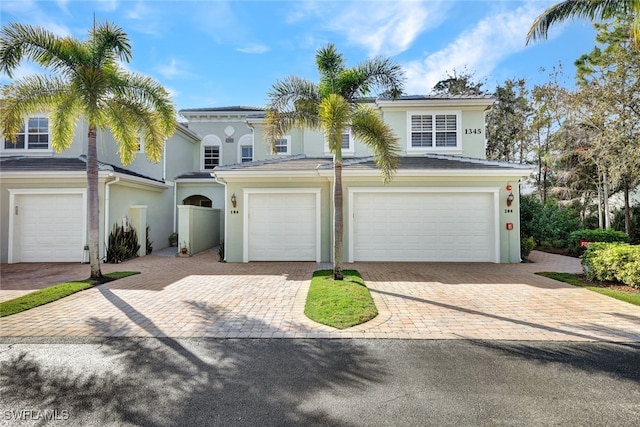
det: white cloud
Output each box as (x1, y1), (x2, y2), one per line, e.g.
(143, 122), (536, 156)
(403, 2), (546, 95)
(236, 43), (270, 54)
(156, 58), (188, 79)
(330, 0), (447, 57)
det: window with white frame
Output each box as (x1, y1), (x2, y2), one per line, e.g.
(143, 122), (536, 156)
(241, 145), (253, 162)
(324, 128), (354, 154)
(274, 136), (290, 155)
(3, 116), (50, 150)
(203, 145), (220, 169)
(408, 112), (460, 150)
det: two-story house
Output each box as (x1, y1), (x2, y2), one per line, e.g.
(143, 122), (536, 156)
(0, 96), (532, 265)
(211, 95), (532, 263)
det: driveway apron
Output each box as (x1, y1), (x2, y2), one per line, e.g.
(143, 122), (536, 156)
(1, 251), (639, 341)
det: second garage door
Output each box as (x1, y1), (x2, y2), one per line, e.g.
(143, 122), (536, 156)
(246, 190), (320, 261)
(351, 190), (497, 262)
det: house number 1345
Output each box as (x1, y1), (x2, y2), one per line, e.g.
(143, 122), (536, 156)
(465, 128), (482, 134)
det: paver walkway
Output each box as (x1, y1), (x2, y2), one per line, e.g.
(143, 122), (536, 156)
(1, 251), (639, 341)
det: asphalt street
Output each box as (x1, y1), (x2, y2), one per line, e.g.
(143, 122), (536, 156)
(1, 339), (639, 426)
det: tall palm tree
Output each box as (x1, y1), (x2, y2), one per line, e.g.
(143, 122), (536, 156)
(526, 0), (640, 45)
(0, 22), (176, 280)
(265, 44), (404, 280)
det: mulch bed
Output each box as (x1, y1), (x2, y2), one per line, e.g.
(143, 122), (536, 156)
(575, 274), (640, 295)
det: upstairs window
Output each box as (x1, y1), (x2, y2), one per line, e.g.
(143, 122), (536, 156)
(274, 136), (290, 155)
(203, 146), (220, 169)
(3, 116), (50, 150)
(241, 145), (253, 163)
(408, 112), (460, 150)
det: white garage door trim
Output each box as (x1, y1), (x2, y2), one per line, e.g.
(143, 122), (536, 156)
(8, 188), (88, 263)
(348, 187), (500, 263)
(243, 188), (321, 262)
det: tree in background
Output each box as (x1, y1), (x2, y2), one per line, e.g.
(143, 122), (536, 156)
(432, 68), (488, 96)
(486, 78), (531, 163)
(526, 0), (640, 46)
(265, 43), (404, 280)
(0, 22), (176, 279)
(570, 15), (640, 232)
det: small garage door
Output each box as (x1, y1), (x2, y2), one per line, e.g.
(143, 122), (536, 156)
(14, 193), (86, 262)
(352, 191), (496, 262)
(247, 191), (319, 261)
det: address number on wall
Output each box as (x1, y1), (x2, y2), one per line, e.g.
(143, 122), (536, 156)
(464, 128), (482, 134)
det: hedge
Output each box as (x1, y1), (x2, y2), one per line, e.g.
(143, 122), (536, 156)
(581, 243), (640, 289)
(568, 229), (629, 255)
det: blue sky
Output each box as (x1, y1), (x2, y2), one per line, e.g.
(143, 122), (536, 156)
(1, 0), (599, 115)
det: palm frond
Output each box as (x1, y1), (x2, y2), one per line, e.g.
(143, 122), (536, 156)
(102, 99), (145, 165)
(0, 23), (84, 78)
(345, 56), (405, 100)
(0, 75), (70, 140)
(526, 0), (637, 44)
(350, 106), (401, 184)
(319, 94), (350, 154)
(315, 43), (344, 93)
(90, 21), (132, 65)
(267, 76), (320, 113)
(49, 93), (81, 153)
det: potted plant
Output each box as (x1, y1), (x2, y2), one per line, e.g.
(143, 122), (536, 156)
(168, 232), (178, 247)
(178, 241), (190, 257)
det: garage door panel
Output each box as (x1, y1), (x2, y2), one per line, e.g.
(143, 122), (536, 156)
(16, 193), (85, 262)
(353, 191), (495, 262)
(248, 192), (317, 261)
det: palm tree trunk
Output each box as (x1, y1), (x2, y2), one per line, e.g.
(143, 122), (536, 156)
(333, 159), (344, 281)
(87, 124), (103, 279)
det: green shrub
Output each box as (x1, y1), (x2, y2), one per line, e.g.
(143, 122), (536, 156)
(106, 224), (140, 263)
(520, 195), (581, 249)
(568, 229), (629, 255)
(612, 205), (640, 245)
(521, 235), (536, 259)
(146, 225), (153, 255)
(581, 243), (640, 288)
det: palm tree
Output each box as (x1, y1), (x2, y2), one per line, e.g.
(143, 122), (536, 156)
(526, 0), (640, 45)
(0, 22), (176, 280)
(265, 44), (404, 280)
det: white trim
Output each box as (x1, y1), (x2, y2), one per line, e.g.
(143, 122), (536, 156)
(406, 110), (462, 153)
(8, 188), (88, 263)
(347, 186), (500, 263)
(243, 188), (321, 263)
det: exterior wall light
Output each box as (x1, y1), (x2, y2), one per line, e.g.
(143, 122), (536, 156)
(231, 193), (237, 208)
(506, 192), (515, 207)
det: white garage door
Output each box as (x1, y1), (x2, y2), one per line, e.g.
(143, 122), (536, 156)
(247, 191), (319, 261)
(352, 191), (496, 262)
(14, 193), (86, 262)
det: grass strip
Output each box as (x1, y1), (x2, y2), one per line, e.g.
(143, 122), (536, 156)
(304, 269), (378, 329)
(0, 271), (140, 317)
(537, 272), (640, 307)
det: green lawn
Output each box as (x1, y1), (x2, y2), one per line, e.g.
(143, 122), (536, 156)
(537, 272), (640, 306)
(304, 270), (378, 329)
(0, 271), (140, 318)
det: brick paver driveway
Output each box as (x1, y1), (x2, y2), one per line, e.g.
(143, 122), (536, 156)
(1, 251), (639, 341)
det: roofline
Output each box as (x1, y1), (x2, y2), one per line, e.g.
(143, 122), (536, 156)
(376, 97), (495, 109)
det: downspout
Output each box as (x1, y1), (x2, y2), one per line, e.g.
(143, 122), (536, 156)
(173, 180), (178, 233)
(162, 138), (167, 181)
(212, 172), (228, 262)
(104, 175), (119, 260)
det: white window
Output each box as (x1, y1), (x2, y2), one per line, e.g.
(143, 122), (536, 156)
(203, 146), (220, 169)
(201, 134), (222, 170)
(241, 145), (253, 163)
(408, 111), (461, 151)
(274, 136), (290, 155)
(324, 128), (354, 155)
(2, 116), (50, 151)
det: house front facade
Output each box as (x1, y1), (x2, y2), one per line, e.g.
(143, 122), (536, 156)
(213, 96), (532, 264)
(0, 96), (532, 264)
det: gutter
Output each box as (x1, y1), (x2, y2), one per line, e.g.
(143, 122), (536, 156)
(212, 171), (228, 262)
(104, 175), (120, 259)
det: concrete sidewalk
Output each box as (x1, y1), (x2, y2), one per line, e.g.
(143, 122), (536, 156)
(1, 251), (639, 341)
